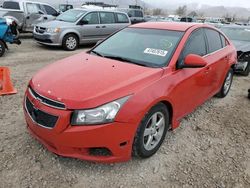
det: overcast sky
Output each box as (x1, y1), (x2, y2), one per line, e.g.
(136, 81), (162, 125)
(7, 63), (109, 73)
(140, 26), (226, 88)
(144, 0), (250, 8)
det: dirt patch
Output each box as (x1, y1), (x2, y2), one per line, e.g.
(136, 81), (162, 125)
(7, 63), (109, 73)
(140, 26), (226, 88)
(0, 36), (250, 188)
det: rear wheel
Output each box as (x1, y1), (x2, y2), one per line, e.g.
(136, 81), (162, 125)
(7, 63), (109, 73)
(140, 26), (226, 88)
(133, 103), (170, 158)
(0, 40), (6, 57)
(216, 68), (233, 98)
(62, 34), (78, 51)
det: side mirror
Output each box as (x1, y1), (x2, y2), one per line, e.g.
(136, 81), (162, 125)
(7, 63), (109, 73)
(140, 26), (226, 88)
(128, 14), (132, 18)
(96, 40), (103, 46)
(182, 54), (207, 68)
(38, 10), (45, 15)
(53, 12), (60, 17)
(77, 20), (88, 25)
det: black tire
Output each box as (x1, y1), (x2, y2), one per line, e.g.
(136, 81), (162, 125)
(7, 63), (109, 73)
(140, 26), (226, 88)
(242, 62), (250, 76)
(216, 68), (234, 98)
(133, 103), (170, 158)
(0, 40), (6, 57)
(62, 34), (78, 51)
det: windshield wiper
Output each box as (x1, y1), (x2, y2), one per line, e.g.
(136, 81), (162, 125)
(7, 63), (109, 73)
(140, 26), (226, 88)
(91, 50), (104, 57)
(103, 55), (148, 67)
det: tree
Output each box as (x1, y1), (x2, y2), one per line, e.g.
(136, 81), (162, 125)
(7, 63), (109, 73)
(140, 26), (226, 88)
(153, 8), (162, 16)
(175, 5), (187, 16)
(188, 11), (198, 17)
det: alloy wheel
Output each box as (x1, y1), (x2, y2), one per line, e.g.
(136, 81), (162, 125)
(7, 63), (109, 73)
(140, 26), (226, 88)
(143, 112), (165, 151)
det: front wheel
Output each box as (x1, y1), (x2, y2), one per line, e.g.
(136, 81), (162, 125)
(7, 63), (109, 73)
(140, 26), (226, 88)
(216, 68), (234, 98)
(133, 103), (170, 158)
(0, 40), (6, 57)
(62, 34), (78, 51)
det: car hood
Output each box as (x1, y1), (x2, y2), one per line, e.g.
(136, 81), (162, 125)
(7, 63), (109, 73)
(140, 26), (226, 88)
(231, 40), (250, 52)
(30, 52), (164, 109)
(36, 20), (74, 28)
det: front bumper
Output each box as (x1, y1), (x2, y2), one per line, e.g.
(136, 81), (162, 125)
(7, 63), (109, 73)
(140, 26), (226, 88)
(234, 61), (249, 73)
(23, 91), (136, 163)
(33, 32), (61, 46)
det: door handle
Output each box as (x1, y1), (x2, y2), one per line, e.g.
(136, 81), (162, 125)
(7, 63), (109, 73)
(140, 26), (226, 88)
(44, 17), (48, 20)
(102, 26), (106, 28)
(96, 26), (100, 28)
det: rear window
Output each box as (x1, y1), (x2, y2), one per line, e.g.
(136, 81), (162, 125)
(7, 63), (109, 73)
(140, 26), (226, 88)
(135, 10), (143, 17)
(116, 13), (129, 23)
(3, 1), (20, 10)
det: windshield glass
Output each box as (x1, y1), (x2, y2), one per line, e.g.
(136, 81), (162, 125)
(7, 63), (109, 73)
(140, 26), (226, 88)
(221, 27), (250, 42)
(56, 9), (86, 23)
(92, 28), (184, 67)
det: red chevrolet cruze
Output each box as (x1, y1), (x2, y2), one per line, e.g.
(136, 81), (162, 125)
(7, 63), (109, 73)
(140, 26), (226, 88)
(24, 22), (236, 163)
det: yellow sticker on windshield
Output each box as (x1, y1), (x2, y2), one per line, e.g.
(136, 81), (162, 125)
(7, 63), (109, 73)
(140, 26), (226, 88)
(144, 48), (168, 57)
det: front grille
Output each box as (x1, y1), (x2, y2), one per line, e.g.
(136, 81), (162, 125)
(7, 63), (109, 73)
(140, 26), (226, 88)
(35, 26), (46, 34)
(29, 87), (65, 110)
(25, 97), (58, 129)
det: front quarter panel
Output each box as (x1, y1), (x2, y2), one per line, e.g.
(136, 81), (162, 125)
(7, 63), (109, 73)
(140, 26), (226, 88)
(59, 27), (81, 44)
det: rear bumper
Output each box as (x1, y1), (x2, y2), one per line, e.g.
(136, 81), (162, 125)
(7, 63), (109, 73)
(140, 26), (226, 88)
(33, 32), (61, 46)
(23, 91), (136, 163)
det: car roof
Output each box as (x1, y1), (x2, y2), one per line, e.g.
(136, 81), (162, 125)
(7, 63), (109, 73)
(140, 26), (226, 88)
(130, 22), (205, 32)
(73, 8), (126, 14)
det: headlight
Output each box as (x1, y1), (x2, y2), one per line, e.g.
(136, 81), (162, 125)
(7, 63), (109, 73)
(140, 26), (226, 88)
(46, 28), (61, 33)
(71, 96), (131, 125)
(5, 18), (14, 25)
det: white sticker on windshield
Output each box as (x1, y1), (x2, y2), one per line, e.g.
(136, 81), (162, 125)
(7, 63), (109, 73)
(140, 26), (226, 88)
(144, 48), (168, 57)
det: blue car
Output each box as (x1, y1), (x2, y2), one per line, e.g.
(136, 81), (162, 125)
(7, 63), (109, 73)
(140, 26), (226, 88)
(0, 18), (21, 57)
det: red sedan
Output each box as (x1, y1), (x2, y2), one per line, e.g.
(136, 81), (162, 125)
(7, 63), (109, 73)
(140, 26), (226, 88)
(23, 22), (236, 163)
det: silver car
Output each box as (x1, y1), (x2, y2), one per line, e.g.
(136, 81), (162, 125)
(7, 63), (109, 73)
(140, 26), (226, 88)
(33, 9), (131, 50)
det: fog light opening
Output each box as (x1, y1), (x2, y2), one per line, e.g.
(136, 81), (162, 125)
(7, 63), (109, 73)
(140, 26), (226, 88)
(89, 147), (112, 156)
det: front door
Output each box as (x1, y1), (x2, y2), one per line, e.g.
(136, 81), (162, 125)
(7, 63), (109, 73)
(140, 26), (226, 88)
(25, 3), (44, 32)
(79, 12), (102, 44)
(172, 28), (212, 118)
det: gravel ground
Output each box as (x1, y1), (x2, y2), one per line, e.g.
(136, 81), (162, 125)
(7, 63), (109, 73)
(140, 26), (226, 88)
(0, 35), (250, 188)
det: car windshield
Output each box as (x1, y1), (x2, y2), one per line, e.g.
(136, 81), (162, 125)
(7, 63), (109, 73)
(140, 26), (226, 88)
(221, 27), (250, 42)
(91, 28), (184, 68)
(56, 9), (86, 23)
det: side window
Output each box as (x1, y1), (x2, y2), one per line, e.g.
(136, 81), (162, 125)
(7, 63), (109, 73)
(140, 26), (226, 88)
(180, 29), (207, 64)
(82, 12), (99, 24)
(2, 2), (20, 10)
(128, 10), (135, 17)
(220, 34), (227, 48)
(135, 10), (143, 18)
(205, 29), (223, 53)
(116, 13), (129, 23)
(43, 5), (58, 16)
(100, 12), (115, 24)
(26, 3), (40, 14)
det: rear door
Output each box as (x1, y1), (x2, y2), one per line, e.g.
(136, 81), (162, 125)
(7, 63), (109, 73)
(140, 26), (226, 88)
(99, 12), (117, 38)
(78, 11), (102, 43)
(204, 28), (229, 94)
